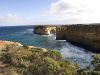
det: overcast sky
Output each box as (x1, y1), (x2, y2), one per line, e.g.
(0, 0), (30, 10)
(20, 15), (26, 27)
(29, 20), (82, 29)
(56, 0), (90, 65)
(0, 0), (100, 26)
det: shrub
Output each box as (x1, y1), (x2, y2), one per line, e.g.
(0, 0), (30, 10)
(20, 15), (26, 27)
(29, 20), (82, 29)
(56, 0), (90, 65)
(44, 50), (63, 61)
(0, 45), (79, 75)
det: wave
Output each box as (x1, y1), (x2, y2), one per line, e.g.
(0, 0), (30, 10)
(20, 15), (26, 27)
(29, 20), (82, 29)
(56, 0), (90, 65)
(23, 29), (33, 34)
(60, 42), (93, 68)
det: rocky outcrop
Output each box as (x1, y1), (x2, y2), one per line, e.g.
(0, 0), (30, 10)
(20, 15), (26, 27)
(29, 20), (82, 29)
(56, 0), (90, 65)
(0, 40), (48, 52)
(34, 26), (56, 35)
(56, 24), (100, 53)
(0, 40), (23, 51)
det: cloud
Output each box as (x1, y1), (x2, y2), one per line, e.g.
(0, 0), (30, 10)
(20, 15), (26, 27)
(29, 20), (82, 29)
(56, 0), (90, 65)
(43, 0), (100, 24)
(0, 14), (32, 26)
(1, 0), (100, 25)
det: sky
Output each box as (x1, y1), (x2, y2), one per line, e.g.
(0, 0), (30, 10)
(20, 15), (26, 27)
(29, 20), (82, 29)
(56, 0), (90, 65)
(0, 0), (100, 26)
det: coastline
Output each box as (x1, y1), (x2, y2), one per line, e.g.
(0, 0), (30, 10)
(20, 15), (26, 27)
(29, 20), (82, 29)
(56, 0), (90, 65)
(33, 25), (100, 53)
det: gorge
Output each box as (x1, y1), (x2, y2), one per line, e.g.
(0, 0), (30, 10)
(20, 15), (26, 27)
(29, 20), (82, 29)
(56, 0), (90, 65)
(0, 25), (99, 75)
(34, 24), (100, 53)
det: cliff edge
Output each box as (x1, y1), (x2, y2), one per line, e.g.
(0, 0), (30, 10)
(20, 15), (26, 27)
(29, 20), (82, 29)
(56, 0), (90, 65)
(34, 24), (100, 52)
(56, 24), (100, 53)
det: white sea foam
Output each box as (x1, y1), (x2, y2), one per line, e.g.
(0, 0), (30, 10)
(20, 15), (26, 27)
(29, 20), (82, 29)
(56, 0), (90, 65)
(24, 29), (33, 34)
(60, 42), (93, 67)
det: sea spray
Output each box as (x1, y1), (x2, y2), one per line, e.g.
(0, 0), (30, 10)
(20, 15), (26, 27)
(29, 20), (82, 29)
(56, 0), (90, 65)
(24, 28), (33, 34)
(60, 42), (93, 68)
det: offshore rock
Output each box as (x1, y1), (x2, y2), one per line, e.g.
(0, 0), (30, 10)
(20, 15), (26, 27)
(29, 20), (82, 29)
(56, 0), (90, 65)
(34, 25), (56, 35)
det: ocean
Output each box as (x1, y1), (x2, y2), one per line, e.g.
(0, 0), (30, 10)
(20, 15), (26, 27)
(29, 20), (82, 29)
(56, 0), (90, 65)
(0, 25), (93, 68)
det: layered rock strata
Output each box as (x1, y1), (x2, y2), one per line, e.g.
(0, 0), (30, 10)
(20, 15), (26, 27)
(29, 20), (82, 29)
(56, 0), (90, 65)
(56, 24), (100, 52)
(34, 26), (56, 35)
(33, 24), (100, 52)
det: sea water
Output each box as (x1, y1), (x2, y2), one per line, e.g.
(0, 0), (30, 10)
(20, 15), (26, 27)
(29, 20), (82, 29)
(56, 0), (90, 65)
(0, 25), (93, 68)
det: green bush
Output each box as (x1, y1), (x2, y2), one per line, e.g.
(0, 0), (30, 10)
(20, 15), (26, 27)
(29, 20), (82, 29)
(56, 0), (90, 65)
(0, 46), (79, 75)
(44, 50), (63, 61)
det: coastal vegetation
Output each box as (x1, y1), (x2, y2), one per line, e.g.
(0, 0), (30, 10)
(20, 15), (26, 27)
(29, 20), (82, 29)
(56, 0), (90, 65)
(0, 41), (79, 75)
(0, 41), (100, 75)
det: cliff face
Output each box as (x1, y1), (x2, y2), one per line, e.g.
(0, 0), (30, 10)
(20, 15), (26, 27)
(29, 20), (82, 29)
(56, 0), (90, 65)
(56, 24), (100, 52)
(34, 26), (56, 35)
(56, 26), (67, 40)
(34, 24), (100, 52)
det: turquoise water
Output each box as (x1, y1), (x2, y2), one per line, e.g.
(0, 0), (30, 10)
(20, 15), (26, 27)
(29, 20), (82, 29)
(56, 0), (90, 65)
(0, 25), (93, 68)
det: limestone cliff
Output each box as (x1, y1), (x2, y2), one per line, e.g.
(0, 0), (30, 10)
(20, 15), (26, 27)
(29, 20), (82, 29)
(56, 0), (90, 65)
(56, 26), (67, 40)
(33, 24), (100, 52)
(56, 24), (100, 52)
(34, 26), (56, 35)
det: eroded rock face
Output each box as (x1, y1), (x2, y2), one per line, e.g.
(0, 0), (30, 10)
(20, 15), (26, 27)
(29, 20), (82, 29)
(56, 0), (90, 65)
(56, 26), (67, 40)
(34, 24), (100, 52)
(56, 24), (100, 52)
(0, 40), (48, 53)
(0, 40), (23, 51)
(34, 26), (56, 35)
